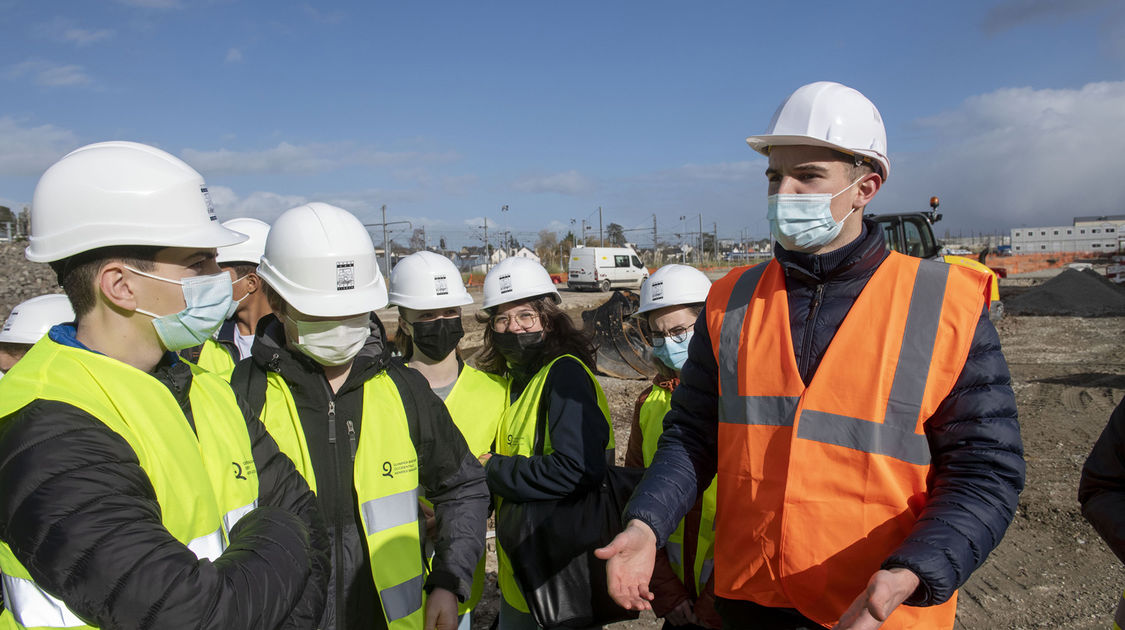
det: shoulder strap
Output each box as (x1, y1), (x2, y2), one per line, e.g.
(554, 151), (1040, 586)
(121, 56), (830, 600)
(230, 360), (268, 421)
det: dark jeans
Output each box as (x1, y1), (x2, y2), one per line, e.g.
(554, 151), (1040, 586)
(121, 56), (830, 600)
(715, 597), (820, 630)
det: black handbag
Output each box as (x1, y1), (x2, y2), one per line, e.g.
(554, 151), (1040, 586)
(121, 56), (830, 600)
(495, 441), (644, 628)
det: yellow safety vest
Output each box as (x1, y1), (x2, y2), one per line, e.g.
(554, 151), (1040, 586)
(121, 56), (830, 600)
(254, 370), (427, 630)
(638, 386), (717, 597)
(493, 355), (614, 612)
(195, 338), (237, 373)
(0, 338), (259, 630)
(429, 363), (507, 615)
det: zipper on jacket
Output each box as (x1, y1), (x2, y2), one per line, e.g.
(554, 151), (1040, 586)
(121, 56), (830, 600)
(322, 383), (347, 628)
(346, 420), (358, 462)
(798, 283), (825, 381)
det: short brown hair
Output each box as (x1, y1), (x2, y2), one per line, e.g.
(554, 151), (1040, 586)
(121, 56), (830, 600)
(50, 246), (161, 319)
(475, 295), (595, 376)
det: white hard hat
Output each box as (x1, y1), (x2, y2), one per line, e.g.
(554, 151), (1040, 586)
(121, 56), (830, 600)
(388, 251), (473, 310)
(746, 81), (890, 181)
(482, 257), (560, 310)
(0, 294), (75, 344)
(216, 217), (271, 265)
(257, 202), (388, 317)
(26, 141), (247, 263)
(636, 264), (713, 316)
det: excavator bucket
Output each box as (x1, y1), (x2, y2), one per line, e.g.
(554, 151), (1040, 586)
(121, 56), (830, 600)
(582, 290), (655, 380)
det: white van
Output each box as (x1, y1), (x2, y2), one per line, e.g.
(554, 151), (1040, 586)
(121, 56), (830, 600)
(567, 246), (649, 291)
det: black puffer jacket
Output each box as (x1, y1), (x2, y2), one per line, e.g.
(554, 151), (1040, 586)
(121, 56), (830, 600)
(234, 314), (488, 630)
(0, 326), (330, 629)
(624, 220), (1025, 607)
(1079, 396), (1125, 564)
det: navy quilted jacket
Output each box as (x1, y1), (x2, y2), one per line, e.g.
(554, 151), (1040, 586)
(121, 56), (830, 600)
(623, 220), (1025, 607)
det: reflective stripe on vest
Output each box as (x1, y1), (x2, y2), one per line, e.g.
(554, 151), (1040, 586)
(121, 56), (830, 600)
(494, 355), (613, 613)
(0, 339), (260, 630)
(2, 575), (85, 628)
(708, 254), (988, 629)
(256, 369), (426, 629)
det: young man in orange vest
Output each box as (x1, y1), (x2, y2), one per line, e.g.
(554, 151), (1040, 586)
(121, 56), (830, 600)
(599, 82), (1025, 629)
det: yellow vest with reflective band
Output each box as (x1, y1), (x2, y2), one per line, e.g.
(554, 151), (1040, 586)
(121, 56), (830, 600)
(193, 338), (237, 374)
(254, 370), (427, 630)
(493, 355), (614, 612)
(433, 363), (508, 615)
(0, 337), (259, 630)
(638, 386), (717, 598)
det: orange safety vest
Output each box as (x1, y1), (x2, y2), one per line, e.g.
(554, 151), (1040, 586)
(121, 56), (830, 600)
(706, 252), (989, 629)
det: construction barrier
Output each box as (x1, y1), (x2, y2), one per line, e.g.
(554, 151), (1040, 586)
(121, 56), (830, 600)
(986, 252), (1116, 276)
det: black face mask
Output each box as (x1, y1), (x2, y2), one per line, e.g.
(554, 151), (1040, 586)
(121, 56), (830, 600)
(411, 317), (464, 360)
(492, 330), (546, 367)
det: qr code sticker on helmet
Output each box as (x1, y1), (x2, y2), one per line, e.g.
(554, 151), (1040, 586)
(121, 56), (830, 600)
(434, 274), (448, 296)
(499, 274), (513, 294)
(336, 261), (355, 291)
(651, 280), (664, 301)
(201, 186), (216, 221)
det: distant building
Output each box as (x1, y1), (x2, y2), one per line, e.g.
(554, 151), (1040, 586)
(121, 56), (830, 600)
(1010, 216), (1125, 254)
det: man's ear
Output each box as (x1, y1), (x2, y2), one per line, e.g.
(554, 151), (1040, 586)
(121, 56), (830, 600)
(98, 261), (139, 311)
(853, 172), (883, 209)
(245, 272), (262, 294)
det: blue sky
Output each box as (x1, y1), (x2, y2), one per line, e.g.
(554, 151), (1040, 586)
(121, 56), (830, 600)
(2, 0), (1124, 250)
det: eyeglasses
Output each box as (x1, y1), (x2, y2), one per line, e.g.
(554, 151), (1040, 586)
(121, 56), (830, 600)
(492, 310), (540, 332)
(650, 324), (693, 347)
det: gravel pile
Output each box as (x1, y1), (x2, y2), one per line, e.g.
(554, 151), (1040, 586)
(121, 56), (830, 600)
(0, 242), (62, 320)
(1006, 268), (1125, 317)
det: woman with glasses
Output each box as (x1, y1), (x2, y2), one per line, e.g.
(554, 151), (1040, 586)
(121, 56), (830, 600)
(388, 251), (509, 630)
(474, 257), (613, 630)
(624, 264), (720, 630)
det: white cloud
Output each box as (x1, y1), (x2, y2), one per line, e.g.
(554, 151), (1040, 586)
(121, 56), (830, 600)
(64, 27), (114, 46)
(181, 142), (458, 176)
(205, 186), (308, 222)
(512, 170), (595, 196)
(0, 117), (80, 176)
(882, 81), (1125, 233)
(225, 48), (243, 63)
(674, 161), (760, 182)
(7, 60), (93, 87)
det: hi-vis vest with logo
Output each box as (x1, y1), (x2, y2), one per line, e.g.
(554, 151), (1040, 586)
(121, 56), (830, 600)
(707, 253), (989, 630)
(254, 369), (427, 630)
(638, 386), (717, 598)
(0, 338), (259, 630)
(493, 355), (614, 612)
(430, 362), (508, 614)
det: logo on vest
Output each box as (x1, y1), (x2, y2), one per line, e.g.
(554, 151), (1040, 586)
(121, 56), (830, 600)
(232, 461), (246, 480)
(232, 459), (255, 480)
(505, 434), (525, 449)
(382, 457), (419, 479)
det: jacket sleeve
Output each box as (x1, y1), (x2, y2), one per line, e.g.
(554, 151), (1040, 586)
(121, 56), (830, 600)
(624, 309), (719, 546)
(240, 398), (330, 629)
(0, 400), (322, 630)
(393, 366), (489, 603)
(485, 356), (610, 501)
(1079, 396), (1125, 564)
(881, 306), (1025, 606)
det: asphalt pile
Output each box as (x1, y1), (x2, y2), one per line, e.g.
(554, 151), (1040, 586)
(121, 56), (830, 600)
(0, 242), (61, 318)
(1006, 268), (1125, 317)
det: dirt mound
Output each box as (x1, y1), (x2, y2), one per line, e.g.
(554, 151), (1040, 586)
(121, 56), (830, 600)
(1006, 268), (1125, 317)
(0, 242), (62, 319)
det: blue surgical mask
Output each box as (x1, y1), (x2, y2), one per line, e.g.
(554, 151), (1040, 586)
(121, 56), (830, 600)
(127, 266), (234, 351)
(651, 330), (693, 371)
(766, 177), (863, 252)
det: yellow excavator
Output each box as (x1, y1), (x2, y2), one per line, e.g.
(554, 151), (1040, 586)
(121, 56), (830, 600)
(868, 196), (1004, 321)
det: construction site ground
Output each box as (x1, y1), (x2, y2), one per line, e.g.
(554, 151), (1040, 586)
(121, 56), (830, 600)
(1, 243), (1123, 629)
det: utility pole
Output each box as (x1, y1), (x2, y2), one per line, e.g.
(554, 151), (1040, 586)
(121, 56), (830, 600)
(652, 214), (658, 265)
(698, 214), (704, 265)
(598, 206), (603, 247)
(713, 222), (718, 264)
(483, 218), (489, 271)
(581, 219), (587, 247)
(382, 205), (389, 274)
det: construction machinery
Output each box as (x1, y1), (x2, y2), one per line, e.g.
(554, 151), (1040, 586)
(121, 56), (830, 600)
(581, 290), (655, 380)
(869, 196), (1004, 321)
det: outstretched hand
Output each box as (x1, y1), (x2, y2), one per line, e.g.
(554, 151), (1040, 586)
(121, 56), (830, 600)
(594, 519), (658, 610)
(832, 568), (920, 630)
